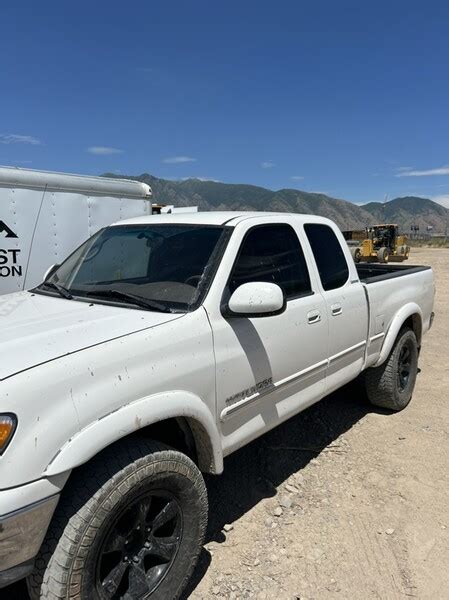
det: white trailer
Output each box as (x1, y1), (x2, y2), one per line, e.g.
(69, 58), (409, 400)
(0, 166), (152, 295)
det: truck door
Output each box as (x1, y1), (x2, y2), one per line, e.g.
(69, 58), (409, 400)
(303, 223), (368, 395)
(208, 220), (328, 457)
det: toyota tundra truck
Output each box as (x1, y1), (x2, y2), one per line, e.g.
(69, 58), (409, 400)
(0, 212), (435, 599)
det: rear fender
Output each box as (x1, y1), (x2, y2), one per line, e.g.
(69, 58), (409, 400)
(374, 302), (422, 367)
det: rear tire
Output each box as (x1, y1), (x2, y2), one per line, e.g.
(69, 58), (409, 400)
(365, 328), (418, 411)
(350, 247), (362, 263)
(377, 247), (389, 263)
(27, 438), (208, 600)
(397, 245), (410, 261)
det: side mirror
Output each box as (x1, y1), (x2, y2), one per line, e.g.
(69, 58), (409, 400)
(224, 282), (285, 318)
(43, 264), (59, 281)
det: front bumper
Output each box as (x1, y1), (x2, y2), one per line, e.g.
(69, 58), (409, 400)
(0, 494), (59, 587)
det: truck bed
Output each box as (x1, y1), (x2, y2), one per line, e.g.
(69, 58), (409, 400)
(356, 263), (431, 284)
(357, 261), (434, 369)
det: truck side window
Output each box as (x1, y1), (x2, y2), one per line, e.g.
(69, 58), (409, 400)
(229, 224), (311, 299)
(304, 223), (349, 290)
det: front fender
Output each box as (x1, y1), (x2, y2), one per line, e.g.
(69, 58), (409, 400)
(374, 302), (422, 367)
(44, 390), (223, 476)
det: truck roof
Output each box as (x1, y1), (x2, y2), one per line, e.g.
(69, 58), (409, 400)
(114, 211), (335, 227)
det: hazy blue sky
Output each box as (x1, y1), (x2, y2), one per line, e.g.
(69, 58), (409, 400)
(1, 1), (449, 205)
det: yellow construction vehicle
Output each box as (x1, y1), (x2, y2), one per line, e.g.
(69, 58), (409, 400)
(343, 224), (410, 263)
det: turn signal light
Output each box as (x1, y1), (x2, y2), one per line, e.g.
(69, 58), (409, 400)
(0, 414), (17, 454)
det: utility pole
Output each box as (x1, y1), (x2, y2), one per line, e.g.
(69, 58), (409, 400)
(383, 193), (388, 222)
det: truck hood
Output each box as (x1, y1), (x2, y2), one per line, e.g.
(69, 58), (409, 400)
(0, 291), (182, 381)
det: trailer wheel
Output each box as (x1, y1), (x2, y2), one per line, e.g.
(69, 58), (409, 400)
(27, 438), (208, 600)
(365, 327), (418, 411)
(377, 247), (389, 263)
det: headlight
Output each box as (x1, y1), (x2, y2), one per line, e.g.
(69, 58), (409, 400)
(0, 414), (17, 454)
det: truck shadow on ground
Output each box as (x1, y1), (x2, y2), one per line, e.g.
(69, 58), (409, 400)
(182, 380), (387, 598)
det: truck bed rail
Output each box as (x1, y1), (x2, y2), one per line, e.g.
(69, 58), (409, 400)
(356, 263), (431, 284)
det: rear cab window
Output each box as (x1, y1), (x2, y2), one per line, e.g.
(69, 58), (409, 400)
(229, 223), (312, 300)
(304, 223), (349, 290)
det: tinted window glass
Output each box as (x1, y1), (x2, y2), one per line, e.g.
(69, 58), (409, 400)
(75, 233), (151, 282)
(229, 224), (311, 298)
(45, 224), (226, 311)
(304, 224), (349, 290)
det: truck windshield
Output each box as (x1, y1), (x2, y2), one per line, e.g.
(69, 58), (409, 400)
(38, 224), (227, 312)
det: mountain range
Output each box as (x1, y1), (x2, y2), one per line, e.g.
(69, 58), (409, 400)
(104, 173), (448, 234)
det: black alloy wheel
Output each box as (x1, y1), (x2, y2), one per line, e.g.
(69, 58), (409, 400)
(97, 492), (182, 599)
(397, 342), (412, 391)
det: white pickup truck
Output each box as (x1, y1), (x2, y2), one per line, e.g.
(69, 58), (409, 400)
(0, 212), (434, 600)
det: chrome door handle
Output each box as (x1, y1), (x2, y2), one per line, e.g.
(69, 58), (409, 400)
(307, 310), (321, 324)
(331, 303), (342, 316)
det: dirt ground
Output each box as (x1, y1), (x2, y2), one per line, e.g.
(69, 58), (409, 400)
(6, 248), (449, 600)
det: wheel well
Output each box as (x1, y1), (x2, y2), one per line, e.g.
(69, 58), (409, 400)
(133, 417), (193, 454)
(403, 314), (422, 347)
(113, 417), (216, 474)
(61, 416), (217, 504)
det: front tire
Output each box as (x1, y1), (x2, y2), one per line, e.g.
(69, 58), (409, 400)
(377, 247), (389, 263)
(28, 439), (208, 600)
(365, 327), (418, 411)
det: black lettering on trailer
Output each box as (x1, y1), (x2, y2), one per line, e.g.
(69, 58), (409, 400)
(10, 265), (22, 277)
(0, 265), (23, 277)
(0, 249), (22, 277)
(9, 249), (20, 263)
(0, 221), (18, 238)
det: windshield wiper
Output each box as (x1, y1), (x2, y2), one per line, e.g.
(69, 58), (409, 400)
(82, 289), (172, 313)
(39, 281), (73, 299)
